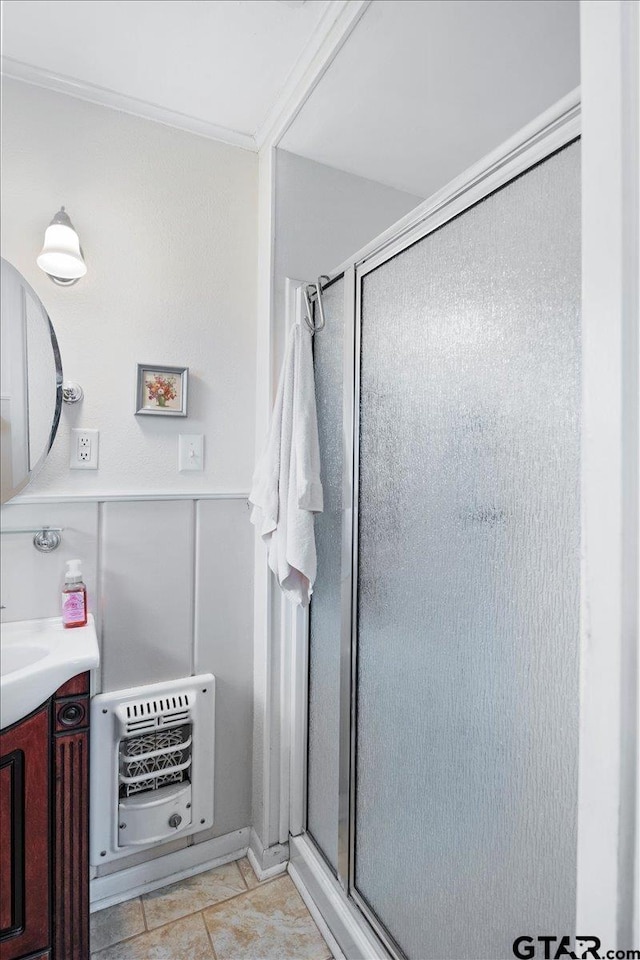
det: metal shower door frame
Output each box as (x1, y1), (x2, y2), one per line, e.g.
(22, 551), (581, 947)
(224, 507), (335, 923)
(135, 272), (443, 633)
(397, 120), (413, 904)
(296, 89), (581, 960)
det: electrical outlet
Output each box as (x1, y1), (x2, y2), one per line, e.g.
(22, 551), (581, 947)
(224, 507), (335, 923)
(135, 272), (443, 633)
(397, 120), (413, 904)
(70, 429), (99, 469)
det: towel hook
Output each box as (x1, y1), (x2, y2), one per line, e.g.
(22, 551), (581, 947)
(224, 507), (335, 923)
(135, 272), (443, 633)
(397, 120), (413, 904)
(303, 275), (330, 335)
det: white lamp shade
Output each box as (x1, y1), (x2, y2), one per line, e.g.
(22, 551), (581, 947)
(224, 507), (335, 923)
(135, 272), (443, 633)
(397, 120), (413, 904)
(37, 215), (86, 281)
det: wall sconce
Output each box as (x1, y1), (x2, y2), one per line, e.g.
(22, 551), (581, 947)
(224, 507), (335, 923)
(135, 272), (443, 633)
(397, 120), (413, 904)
(37, 207), (86, 286)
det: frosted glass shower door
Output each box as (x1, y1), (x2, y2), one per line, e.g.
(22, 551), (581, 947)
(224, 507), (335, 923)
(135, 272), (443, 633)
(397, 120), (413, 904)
(353, 143), (580, 959)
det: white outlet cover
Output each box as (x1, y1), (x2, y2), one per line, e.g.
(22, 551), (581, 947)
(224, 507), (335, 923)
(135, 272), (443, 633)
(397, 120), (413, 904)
(70, 428), (99, 469)
(178, 434), (204, 472)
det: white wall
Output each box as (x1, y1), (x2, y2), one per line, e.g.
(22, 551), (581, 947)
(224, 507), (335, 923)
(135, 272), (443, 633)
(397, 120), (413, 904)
(273, 148), (420, 377)
(1, 80), (259, 884)
(275, 147), (420, 305)
(1, 78), (258, 497)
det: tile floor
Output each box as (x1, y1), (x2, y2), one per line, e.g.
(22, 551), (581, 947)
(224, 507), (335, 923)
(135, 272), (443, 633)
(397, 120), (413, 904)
(90, 857), (334, 960)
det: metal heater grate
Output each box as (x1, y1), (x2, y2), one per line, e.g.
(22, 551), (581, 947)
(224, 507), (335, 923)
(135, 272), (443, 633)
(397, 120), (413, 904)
(119, 724), (192, 797)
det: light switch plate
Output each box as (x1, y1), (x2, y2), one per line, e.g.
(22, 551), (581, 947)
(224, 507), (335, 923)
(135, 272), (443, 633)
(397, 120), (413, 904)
(70, 429), (99, 469)
(178, 434), (204, 472)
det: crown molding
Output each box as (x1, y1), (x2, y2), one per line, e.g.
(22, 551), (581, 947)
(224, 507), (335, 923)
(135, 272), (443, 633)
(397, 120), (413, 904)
(255, 0), (371, 150)
(0, 1), (370, 155)
(0, 55), (257, 151)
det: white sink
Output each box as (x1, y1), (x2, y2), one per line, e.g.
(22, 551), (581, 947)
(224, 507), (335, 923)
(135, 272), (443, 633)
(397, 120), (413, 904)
(2, 643), (50, 675)
(0, 615), (99, 730)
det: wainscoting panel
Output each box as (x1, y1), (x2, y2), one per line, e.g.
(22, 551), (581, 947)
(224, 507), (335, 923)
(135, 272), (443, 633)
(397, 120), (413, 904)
(100, 499), (195, 692)
(0, 501), (99, 625)
(1, 494), (254, 888)
(194, 498), (254, 840)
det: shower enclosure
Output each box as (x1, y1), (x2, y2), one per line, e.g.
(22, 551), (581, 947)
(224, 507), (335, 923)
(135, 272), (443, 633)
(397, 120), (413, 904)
(298, 98), (581, 960)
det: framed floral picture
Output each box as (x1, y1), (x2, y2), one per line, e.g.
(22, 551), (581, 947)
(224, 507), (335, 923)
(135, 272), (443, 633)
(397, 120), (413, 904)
(135, 364), (188, 417)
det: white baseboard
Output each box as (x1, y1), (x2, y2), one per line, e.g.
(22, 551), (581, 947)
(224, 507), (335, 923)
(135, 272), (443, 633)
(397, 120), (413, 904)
(248, 826), (289, 874)
(90, 827), (250, 912)
(288, 835), (388, 960)
(247, 845), (288, 882)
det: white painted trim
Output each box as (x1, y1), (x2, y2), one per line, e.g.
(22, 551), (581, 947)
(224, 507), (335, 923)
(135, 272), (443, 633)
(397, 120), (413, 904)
(90, 827), (250, 912)
(288, 858), (346, 960)
(255, 1), (371, 149)
(577, 0), (640, 946)
(254, 279), (308, 856)
(248, 826), (289, 873)
(620, 8), (640, 948)
(249, 0), (370, 876)
(285, 276), (307, 327)
(92, 502), (105, 695)
(0, 57), (256, 151)
(4, 491), (249, 505)
(246, 846), (288, 883)
(279, 593), (293, 845)
(252, 144), (277, 853)
(290, 602), (309, 837)
(289, 835), (388, 960)
(1, 3), (370, 154)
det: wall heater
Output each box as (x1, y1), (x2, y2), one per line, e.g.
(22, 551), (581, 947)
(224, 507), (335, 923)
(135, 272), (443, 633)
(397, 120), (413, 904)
(90, 673), (215, 865)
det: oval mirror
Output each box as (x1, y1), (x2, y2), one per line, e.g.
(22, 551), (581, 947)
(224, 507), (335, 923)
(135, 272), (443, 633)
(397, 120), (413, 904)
(1, 258), (63, 503)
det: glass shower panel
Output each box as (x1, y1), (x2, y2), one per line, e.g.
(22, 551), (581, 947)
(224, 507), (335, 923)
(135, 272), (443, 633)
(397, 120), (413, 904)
(307, 276), (344, 871)
(354, 143), (580, 960)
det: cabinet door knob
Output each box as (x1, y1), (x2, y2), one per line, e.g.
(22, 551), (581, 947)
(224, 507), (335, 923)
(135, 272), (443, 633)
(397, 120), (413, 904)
(59, 702), (84, 726)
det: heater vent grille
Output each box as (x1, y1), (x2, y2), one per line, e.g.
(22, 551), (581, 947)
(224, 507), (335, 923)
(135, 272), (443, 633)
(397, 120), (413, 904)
(118, 693), (191, 733)
(90, 672), (214, 864)
(117, 692), (192, 734)
(119, 723), (192, 798)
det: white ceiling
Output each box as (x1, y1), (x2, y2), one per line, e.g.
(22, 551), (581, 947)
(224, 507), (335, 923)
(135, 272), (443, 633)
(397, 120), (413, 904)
(1, 0), (332, 146)
(1, 0), (580, 197)
(280, 0), (580, 197)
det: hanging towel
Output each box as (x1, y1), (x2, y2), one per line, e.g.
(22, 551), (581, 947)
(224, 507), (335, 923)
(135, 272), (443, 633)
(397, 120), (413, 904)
(249, 322), (323, 606)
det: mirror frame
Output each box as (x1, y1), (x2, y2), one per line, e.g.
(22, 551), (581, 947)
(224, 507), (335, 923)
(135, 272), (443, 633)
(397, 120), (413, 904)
(1, 258), (64, 502)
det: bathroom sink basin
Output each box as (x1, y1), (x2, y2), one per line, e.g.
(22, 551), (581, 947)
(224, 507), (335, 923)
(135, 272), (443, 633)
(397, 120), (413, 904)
(0, 615), (99, 730)
(1, 643), (50, 675)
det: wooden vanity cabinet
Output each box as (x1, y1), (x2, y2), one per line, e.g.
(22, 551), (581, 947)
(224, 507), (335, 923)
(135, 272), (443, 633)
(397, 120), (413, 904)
(0, 704), (50, 958)
(0, 673), (90, 960)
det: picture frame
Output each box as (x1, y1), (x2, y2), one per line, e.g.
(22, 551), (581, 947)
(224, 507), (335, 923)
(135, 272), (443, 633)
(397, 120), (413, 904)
(135, 364), (188, 417)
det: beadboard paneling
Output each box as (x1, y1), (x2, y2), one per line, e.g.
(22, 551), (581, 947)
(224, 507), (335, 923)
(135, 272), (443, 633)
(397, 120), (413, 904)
(194, 499), (254, 839)
(100, 499), (195, 692)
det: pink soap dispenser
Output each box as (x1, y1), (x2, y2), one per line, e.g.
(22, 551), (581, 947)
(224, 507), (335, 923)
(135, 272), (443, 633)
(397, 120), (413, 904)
(62, 558), (88, 628)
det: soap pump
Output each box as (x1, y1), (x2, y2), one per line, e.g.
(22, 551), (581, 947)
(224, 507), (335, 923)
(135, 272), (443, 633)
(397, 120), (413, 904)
(62, 558), (87, 628)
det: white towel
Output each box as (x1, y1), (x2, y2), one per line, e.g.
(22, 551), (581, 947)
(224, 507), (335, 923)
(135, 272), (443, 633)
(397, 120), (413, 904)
(249, 322), (323, 606)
